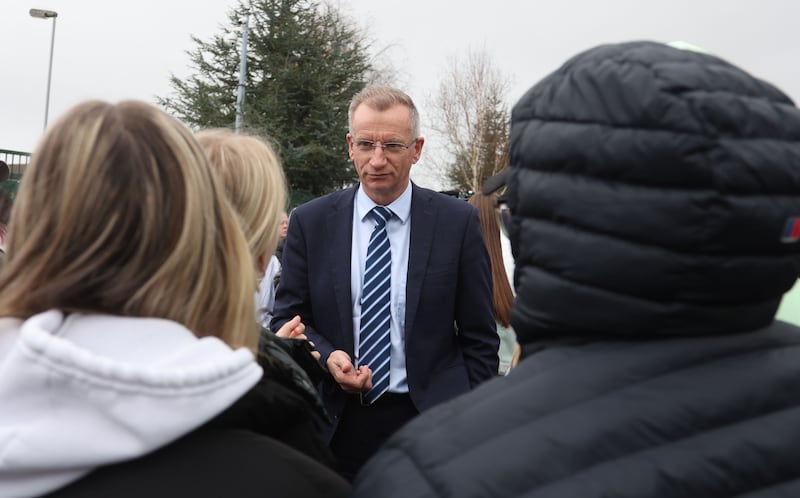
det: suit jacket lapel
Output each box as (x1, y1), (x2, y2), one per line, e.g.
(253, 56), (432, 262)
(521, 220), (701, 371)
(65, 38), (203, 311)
(405, 184), (436, 337)
(327, 187), (357, 356)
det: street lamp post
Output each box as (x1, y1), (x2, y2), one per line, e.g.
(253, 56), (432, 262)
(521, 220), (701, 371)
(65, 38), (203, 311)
(29, 8), (58, 131)
(235, 11), (250, 134)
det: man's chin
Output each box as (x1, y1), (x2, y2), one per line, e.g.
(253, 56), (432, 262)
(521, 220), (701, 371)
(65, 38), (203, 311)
(364, 179), (393, 192)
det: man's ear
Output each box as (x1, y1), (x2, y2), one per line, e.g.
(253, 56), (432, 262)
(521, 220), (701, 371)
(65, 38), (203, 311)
(346, 133), (355, 160)
(412, 136), (425, 163)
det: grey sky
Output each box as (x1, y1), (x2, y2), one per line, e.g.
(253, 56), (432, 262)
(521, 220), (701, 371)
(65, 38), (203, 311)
(3, 0), (800, 190)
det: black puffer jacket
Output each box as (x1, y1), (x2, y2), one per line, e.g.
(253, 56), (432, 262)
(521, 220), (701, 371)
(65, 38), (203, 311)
(46, 375), (350, 498)
(352, 41), (800, 497)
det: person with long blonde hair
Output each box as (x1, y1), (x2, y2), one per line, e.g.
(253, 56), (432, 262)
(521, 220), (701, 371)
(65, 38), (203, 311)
(195, 129), (286, 278)
(0, 100), (349, 497)
(195, 130), (311, 339)
(196, 130), (291, 322)
(196, 128), (331, 460)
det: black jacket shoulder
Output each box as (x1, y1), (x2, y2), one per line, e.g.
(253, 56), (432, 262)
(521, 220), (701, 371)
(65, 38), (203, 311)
(47, 428), (350, 498)
(46, 375), (348, 497)
(353, 322), (800, 497)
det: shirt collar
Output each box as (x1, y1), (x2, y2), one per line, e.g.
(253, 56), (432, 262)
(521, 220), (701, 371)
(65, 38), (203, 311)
(356, 182), (412, 225)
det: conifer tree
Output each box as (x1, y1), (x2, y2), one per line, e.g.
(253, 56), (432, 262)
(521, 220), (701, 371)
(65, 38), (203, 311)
(160, 0), (375, 202)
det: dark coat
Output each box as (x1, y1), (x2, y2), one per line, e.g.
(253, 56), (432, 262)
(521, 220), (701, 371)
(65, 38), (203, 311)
(354, 321), (800, 497)
(352, 41), (800, 497)
(45, 375), (350, 498)
(258, 327), (329, 426)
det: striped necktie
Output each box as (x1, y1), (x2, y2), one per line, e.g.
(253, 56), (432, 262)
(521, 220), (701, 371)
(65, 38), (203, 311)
(359, 206), (393, 404)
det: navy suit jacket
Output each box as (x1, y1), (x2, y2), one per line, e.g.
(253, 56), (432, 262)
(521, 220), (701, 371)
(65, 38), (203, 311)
(272, 183), (498, 440)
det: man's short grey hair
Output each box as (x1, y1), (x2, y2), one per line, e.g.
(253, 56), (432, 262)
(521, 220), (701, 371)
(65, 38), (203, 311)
(348, 85), (420, 139)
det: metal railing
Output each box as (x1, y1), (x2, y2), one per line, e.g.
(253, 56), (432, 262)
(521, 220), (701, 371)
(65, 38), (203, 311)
(0, 148), (31, 200)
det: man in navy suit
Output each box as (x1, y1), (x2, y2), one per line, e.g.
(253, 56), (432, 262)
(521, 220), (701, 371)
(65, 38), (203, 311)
(271, 85), (498, 479)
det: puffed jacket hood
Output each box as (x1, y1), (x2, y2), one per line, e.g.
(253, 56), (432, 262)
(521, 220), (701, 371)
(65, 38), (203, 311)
(506, 41), (800, 342)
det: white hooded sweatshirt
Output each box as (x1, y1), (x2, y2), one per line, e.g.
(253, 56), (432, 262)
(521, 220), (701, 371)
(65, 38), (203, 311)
(0, 310), (263, 498)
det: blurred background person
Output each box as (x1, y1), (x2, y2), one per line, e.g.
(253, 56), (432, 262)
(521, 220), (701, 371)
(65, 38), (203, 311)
(276, 209), (289, 261)
(0, 101), (349, 498)
(468, 191), (519, 375)
(257, 210), (289, 329)
(0, 188), (12, 268)
(196, 128), (330, 461)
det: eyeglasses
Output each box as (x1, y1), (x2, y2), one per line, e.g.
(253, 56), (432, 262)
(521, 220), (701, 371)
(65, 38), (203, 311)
(353, 139), (417, 154)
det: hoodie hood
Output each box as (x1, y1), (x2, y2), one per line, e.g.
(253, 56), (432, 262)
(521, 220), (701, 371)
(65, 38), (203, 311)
(0, 310), (263, 498)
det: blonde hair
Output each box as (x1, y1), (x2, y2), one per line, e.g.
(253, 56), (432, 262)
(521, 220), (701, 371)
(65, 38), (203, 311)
(469, 192), (514, 327)
(195, 129), (287, 271)
(0, 100), (259, 350)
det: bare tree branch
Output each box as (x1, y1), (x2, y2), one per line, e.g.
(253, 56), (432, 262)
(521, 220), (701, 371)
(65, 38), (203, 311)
(427, 48), (510, 194)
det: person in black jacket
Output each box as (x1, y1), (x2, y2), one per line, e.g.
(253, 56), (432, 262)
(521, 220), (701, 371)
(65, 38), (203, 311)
(352, 40), (800, 497)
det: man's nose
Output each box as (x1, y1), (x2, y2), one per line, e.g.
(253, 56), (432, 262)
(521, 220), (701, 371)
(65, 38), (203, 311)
(369, 146), (388, 164)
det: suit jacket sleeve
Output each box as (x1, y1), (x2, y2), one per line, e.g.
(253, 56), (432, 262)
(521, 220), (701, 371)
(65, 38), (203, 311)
(270, 206), (338, 364)
(457, 206), (500, 385)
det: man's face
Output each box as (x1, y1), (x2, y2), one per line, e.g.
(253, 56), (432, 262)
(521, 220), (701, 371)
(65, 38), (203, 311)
(347, 103), (424, 206)
(278, 212), (289, 238)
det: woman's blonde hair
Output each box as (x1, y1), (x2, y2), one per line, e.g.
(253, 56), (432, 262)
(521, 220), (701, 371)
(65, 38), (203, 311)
(0, 100), (259, 349)
(195, 129), (287, 272)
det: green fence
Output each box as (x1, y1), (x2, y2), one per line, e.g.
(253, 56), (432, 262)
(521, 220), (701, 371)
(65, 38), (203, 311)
(0, 148), (30, 200)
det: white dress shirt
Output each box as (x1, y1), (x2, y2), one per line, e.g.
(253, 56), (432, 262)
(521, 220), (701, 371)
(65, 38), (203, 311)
(351, 182), (412, 393)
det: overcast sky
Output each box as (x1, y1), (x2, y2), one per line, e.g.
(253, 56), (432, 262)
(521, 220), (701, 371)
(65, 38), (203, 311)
(3, 0), (800, 190)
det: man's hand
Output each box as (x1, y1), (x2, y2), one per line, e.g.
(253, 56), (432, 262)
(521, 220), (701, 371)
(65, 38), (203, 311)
(327, 350), (372, 394)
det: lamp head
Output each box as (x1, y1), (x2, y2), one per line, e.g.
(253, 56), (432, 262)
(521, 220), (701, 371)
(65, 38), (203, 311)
(29, 8), (58, 19)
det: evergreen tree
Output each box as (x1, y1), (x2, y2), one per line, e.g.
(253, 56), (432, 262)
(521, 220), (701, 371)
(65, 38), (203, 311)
(159, 0), (374, 203)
